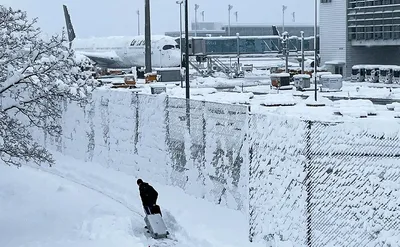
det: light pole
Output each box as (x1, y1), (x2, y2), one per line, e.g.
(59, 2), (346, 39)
(176, 0), (183, 87)
(228, 4), (233, 36)
(144, 0), (152, 73)
(194, 4), (199, 37)
(282, 5), (287, 33)
(137, 10), (140, 35)
(234, 11), (238, 22)
(184, 0), (190, 131)
(201, 10), (204, 22)
(292, 12), (295, 22)
(184, 0), (189, 99)
(314, 0), (318, 101)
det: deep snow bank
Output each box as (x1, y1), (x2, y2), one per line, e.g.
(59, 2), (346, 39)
(0, 152), (261, 247)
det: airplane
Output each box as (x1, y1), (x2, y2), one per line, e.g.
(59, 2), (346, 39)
(62, 5), (182, 69)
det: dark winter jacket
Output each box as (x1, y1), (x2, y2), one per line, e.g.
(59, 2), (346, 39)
(139, 182), (158, 206)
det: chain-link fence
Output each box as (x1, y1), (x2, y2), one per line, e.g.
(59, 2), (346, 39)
(165, 96), (249, 209)
(249, 114), (400, 246)
(42, 90), (400, 246)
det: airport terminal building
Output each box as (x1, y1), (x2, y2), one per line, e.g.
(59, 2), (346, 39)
(165, 22), (316, 37)
(320, 0), (400, 77)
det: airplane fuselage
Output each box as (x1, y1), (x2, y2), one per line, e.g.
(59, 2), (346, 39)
(72, 35), (182, 69)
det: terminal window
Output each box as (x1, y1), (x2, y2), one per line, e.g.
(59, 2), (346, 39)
(347, 0), (400, 41)
(321, 0), (331, 2)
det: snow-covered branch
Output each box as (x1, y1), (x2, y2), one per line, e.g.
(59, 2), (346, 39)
(0, 5), (99, 167)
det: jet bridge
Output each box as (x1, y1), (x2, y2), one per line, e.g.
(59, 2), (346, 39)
(178, 35), (315, 56)
(180, 35), (316, 78)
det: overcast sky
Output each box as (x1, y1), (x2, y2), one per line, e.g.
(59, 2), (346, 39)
(3, 0), (317, 38)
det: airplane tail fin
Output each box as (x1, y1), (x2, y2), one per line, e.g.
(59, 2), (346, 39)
(63, 5), (76, 43)
(272, 25), (280, 36)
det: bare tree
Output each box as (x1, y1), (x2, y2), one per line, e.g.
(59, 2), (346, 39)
(0, 6), (98, 167)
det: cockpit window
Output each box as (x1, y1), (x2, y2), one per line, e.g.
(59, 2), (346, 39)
(162, 45), (175, 50)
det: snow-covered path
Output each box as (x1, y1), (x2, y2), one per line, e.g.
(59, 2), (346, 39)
(0, 152), (261, 247)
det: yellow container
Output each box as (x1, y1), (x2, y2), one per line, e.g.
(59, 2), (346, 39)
(145, 73), (157, 83)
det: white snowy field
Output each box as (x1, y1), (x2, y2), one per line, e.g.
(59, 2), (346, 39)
(0, 152), (262, 247)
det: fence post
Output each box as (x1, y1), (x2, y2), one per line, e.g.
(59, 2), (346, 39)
(186, 98), (191, 134)
(134, 93), (139, 154)
(165, 95), (170, 152)
(305, 120), (313, 246)
(202, 100), (206, 168)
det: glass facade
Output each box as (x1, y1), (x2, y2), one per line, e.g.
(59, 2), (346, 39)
(197, 37), (315, 55)
(348, 0), (400, 40)
(204, 38), (282, 54)
(226, 25), (316, 37)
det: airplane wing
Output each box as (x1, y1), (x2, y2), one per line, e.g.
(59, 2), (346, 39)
(76, 50), (123, 68)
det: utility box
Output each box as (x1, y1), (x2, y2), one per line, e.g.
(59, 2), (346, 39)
(379, 65), (396, 84)
(124, 76), (136, 85)
(393, 66), (400, 84)
(156, 68), (181, 82)
(145, 72), (158, 83)
(293, 74), (311, 90)
(270, 73), (291, 88)
(365, 65), (380, 83)
(351, 65), (366, 82)
(320, 74), (343, 92)
(150, 84), (166, 94)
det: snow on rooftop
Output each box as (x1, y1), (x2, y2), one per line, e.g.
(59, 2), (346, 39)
(270, 73), (290, 77)
(324, 60), (345, 65)
(321, 74), (343, 79)
(293, 74), (311, 79)
(379, 65), (400, 70)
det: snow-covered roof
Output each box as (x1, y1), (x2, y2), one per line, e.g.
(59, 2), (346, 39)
(364, 65), (381, 69)
(293, 74), (311, 79)
(270, 73), (290, 77)
(379, 65), (399, 70)
(352, 65), (365, 69)
(325, 60), (345, 65)
(321, 74), (343, 79)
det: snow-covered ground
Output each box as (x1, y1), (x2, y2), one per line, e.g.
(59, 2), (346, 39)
(98, 62), (400, 121)
(0, 152), (261, 247)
